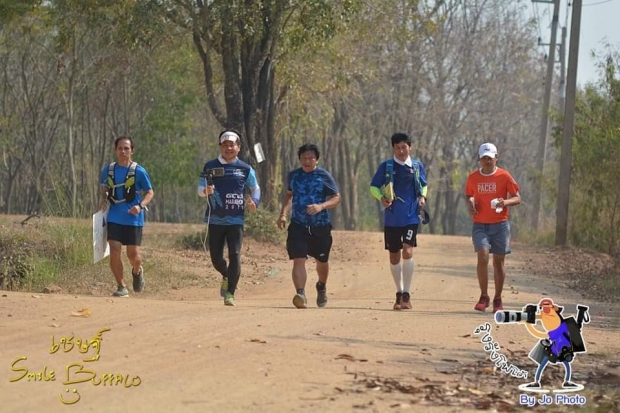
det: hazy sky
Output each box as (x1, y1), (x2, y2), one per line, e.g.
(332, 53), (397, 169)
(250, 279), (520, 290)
(529, 0), (619, 86)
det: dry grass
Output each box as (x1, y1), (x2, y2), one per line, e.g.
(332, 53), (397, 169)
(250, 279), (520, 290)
(0, 215), (285, 298)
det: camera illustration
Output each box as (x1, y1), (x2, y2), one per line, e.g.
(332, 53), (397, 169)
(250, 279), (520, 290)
(494, 304), (537, 324)
(541, 338), (574, 363)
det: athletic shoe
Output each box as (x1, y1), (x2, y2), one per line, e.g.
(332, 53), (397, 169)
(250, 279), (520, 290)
(220, 277), (228, 298)
(525, 381), (541, 388)
(112, 285), (129, 297)
(401, 292), (412, 310)
(293, 293), (307, 309)
(132, 266), (144, 292)
(393, 292), (403, 310)
(492, 298), (503, 313)
(316, 282), (328, 308)
(224, 292), (235, 306)
(474, 295), (490, 312)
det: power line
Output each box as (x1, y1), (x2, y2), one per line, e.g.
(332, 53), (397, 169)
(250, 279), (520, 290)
(583, 0), (614, 6)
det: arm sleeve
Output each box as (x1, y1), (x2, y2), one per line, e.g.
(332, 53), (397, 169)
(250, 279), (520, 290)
(197, 176), (208, 197)
(370, 162), (386, 201)
(245, 167), (261, 206)
(370, 186), (383, 201)
(419, 163), (428, 197)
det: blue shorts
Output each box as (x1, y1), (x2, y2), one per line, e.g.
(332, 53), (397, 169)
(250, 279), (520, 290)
(472, 221), (511, 255)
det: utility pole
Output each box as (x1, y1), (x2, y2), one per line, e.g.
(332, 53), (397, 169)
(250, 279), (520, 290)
(556, 0), (582, 246)
(531, 0), (561, 230)
(559, 26), (567, 113)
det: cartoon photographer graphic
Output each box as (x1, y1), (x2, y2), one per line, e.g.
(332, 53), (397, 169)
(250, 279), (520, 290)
(495, 298), (590, 393)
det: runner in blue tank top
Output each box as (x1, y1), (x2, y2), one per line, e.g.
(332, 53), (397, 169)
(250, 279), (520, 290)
(197, 130), (260, 306)
(98, 136), (154, 298)
(277, 144), (341, 309)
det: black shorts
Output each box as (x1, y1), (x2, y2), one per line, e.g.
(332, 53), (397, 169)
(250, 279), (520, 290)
(287, 221), (333, 263)
(384, 224), (418, 253)
(107, 222), (143, 246)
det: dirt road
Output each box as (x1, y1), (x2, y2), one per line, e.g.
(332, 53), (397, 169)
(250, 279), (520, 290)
(1, 231), (619, 413)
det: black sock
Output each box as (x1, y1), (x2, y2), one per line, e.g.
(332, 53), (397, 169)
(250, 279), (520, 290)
(317, 281), (326, 291)
(296, 288), (305, 295)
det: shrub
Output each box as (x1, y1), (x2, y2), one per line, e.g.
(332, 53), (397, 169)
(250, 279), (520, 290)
(0, 238), (34, 290)
(179, 231), (208, 250)
(0, 217), (92, 291)
(243, 208), (285, 245)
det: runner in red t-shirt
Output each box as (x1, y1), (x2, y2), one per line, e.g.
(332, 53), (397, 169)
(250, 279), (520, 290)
(465, 143), (521, 313)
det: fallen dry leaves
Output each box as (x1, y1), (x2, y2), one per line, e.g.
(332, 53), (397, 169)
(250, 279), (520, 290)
(514, 243), (620, 303)
(335, 354), (368, 363)
(336, 358), (620, 412)
(70, 308), (92, 318)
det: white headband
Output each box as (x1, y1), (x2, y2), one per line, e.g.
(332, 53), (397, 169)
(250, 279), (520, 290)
(220, 132), (240, 144)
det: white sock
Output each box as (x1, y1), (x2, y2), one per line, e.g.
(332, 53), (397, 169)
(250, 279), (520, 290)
(402, 258), (414, 293)
(390, 263), (403, 292)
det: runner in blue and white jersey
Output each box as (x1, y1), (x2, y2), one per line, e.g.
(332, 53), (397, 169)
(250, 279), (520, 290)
(197, 130), (260, 306)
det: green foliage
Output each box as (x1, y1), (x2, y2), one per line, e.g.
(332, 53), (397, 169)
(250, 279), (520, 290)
(0, 0), (41, 24)
(244, 208), (285, 245)
(286, 0), (360, 51)
(50, 0), (168, 52)
(132, 38), (205, 190)
(558, 51), (620, 253)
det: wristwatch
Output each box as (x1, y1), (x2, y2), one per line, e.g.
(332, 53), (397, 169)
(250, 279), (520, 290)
(139, 202), (145, 210)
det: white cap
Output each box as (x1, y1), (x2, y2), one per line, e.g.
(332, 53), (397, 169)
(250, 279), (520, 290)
(220, 131), (240, 144)
(478, 142), (498, 158)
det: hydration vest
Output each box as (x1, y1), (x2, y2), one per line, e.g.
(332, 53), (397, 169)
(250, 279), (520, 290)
(106, 162), (138, 204)
(384, 158), (429, 224)
(385, 158), (424, 199)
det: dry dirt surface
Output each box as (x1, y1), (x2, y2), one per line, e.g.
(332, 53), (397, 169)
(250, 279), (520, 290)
(1, 227), (619, 413)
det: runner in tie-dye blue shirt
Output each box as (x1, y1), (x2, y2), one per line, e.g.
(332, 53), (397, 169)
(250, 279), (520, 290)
(277, 144), (341, 310)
